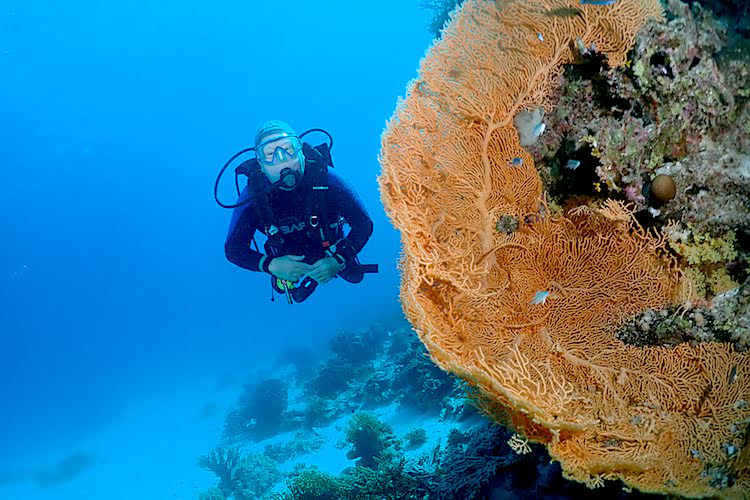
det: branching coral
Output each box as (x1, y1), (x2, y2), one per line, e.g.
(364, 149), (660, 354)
(278, 465), (342, 500)
(343, 411), (397, 469)
(198, 448), (283, 499)
(224, 378), (289, 441)
(378, 0), (750, 496)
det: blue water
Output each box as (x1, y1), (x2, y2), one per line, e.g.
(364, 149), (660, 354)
(0, 0), (431, 488)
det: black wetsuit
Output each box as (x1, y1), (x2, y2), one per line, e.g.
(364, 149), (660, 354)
(224, 168), (373, 282)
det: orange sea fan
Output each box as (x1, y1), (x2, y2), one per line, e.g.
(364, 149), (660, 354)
(379, 0), (750, 497)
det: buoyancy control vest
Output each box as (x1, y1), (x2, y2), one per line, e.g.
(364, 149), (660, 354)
(214, 130), (377, 303)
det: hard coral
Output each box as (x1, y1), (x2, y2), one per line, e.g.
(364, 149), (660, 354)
(432, 423), (524, 499)
(224, 378), (289, 441)
(659, 148), (750, 235)
(343, 411), (396, 469)
(278, 465), (342, 500)
(530, 0), (750, 231)
(198, 448), (282, 500)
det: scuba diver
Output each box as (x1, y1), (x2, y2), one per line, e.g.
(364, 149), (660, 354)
(217, 120), (377, 303)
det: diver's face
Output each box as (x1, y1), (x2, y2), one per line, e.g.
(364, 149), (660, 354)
(257, 135), (303, 184)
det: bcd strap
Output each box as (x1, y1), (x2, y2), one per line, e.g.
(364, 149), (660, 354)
(243, 143), (364, 271)
(237, 159), (273, 231)
(242, 143), (333, 245)
(302, 142), (332, 246)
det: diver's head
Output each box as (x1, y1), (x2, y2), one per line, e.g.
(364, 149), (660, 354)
(254, 119), (305, 191)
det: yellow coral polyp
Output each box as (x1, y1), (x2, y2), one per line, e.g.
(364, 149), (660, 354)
(378, 0), (750, 497)
(670, 229), (738, 266)
(707, 268), (739, 295)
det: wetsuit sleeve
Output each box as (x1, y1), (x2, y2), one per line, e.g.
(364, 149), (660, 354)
(224, 189), (272, 273)
(328, 172), (374, 264)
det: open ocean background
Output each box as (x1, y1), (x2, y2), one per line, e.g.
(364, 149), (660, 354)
(0, 2), (432, 497)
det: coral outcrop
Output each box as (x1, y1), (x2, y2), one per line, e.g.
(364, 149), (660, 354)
(378, 0), (750, 497)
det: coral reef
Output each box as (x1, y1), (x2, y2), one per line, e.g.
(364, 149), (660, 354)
(378, 0), (750, 497)
(341, 411), (397, 469)
(263, 431), (325, 464)
(198, 447), (241, 495)
(526, 0), (750, 347)
(431, 423), (525, 499)
(198, 448), (282, 499)
(304, 327), (389, 400)
(203, 319), (674, 499)
(402, 427), (428, 449)
(273, 416), (657, 500)
(390, 329), (456, 413)
(274, 457), (432, 500)
(328, 327), (387, 365)
(305, 358), (360, 399)
(277, 465), (342, 500)
(302, 395), (336, 429)
(531, 0), (750, 222)
(223, 378), (289, 442)
(197, 487), (225, 500)
(304, 324), (457, 417)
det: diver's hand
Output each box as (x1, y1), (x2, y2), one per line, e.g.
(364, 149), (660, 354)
(309, 257), (341, 284)
(268, 255), (314, 282)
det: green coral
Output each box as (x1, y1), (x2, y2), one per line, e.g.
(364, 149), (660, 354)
(670, 229), (738, 266)
(198, 448), (283, 500)
(337, 452), (430, 499)
(344, 411), (396, 469)
(706, 268), (740, 295)
(667, 226), (741, 299)
(277, 465), (342, 500)
(403, 427), (428, 449)
(198, 447), (242, 495)
(233, 453), (283, 500)
(684, 267), (739, 298)
(274, 455), (431, 500)
(633, 59), (646, 79)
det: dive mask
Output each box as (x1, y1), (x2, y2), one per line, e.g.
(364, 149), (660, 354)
(256, 134), (303, 166)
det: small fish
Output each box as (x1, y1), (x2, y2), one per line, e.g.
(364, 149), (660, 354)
(511, 157), (523, 167)
(530, 291), (550, 305)
(575, 37), (598, 54)
(729, 365), (737, 385)
(565, 159), (580, 170)
(580, 0), (617, 5)
(545, 7), (583, 18)
(532, 122), (546, 138)
(536, 33), (544, 42)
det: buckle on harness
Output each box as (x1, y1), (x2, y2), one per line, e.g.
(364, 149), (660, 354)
(309, 215), (319, 228)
